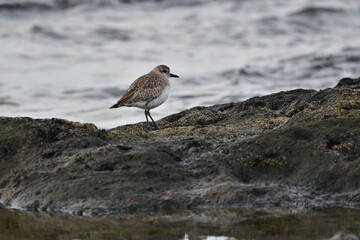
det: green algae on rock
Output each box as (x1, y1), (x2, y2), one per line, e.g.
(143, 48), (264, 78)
(0, 77), (359, 215)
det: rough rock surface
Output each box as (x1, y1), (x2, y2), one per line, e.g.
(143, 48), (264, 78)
(0, 77), (359, 216)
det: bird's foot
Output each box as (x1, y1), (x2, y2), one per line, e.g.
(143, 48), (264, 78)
(144, 122), (159, 130)
(152, 123), (160, 130)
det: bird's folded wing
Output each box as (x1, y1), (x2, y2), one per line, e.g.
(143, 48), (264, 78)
(115, 88), (137, 106)
(115, 74), (167, 106)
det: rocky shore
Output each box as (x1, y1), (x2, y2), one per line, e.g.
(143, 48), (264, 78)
(0, 77), (359, 216)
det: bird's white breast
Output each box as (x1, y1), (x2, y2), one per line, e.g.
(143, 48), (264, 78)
(127, 85), (170, 109)
(145, 85), (170, 109)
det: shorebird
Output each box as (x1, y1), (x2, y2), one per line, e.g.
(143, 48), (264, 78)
(110, 65), (179, 129)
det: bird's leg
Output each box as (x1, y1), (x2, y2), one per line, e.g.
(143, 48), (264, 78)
(144, 109), (152, 130)
(144, 110), (149, 124)
(147, 110), (159, 130)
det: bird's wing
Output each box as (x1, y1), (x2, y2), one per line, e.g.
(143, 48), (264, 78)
(111, 74), (166, 108)
(110, 88), (136, 108)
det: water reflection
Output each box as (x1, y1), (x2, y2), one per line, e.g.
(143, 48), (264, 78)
(202, 236), (237, 240)
(180, 234), (237, 240)
(0, 207), (359, 240)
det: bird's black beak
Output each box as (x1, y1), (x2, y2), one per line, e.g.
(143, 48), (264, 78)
(170, 73), (179, 78)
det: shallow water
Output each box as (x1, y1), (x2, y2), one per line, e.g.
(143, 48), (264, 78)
(0, 206), (360, 240)
(0, 0), (360, 128)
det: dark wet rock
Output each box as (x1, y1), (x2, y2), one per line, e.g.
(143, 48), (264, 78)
(0, 78), (359, 216)
(336, 77), (360, 89)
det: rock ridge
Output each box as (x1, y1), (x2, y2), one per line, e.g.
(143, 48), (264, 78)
(0, 77), (359, 216)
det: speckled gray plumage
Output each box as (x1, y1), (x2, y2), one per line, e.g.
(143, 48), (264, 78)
(116, 73), (169, 107)
(110, 65), (178, 129)
(111, 65), (172, 108)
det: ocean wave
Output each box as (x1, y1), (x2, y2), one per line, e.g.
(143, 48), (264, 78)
(0, 0), (127, 11)
(290, 7), (345, 17)
(0, 2), (52, 11)
(95, 27), (131, 41)
(0, 97), (19, 106)
(221, 50), (360, 87)
(31, 25), (68, 40)
(0, 0), (208, 11)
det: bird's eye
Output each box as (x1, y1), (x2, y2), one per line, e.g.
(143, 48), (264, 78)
(161, 70), (167, 73)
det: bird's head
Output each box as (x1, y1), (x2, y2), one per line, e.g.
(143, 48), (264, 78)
(152, 65), (179, 79)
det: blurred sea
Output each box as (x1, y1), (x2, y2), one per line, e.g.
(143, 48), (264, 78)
(0, 0), (359, 129)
